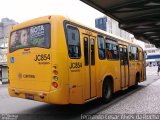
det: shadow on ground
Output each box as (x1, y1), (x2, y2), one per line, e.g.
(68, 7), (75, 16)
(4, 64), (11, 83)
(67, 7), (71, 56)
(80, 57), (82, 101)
(18, 85), (145, 120)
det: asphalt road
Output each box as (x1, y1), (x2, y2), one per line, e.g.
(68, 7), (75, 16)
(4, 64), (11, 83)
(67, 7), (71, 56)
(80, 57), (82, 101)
(0, 66), (159, 120)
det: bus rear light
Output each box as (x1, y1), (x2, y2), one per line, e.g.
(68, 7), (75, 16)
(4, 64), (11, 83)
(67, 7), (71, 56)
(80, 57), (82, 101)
(53, 76), (58, 81)
(14, 90), (20, 95)
(53, 66), (57, 69)
(53, 70), (58, 75)
(12, 89), (15, 92)
(39, 93), (47, 99)
(52, 82), (58, 88)
(39, 95), (45, 99)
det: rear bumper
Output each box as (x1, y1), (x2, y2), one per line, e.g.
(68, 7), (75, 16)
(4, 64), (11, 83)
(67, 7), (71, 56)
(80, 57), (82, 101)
(8, 86), (70, 105)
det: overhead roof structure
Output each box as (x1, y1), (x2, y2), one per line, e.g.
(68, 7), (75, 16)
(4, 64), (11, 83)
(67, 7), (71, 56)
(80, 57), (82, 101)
(80, 0), (160, 48)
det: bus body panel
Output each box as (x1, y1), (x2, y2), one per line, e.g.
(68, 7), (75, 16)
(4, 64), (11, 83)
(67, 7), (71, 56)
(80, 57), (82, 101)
(8, 16), (70, 104)
(48, 17), (70, 104)
(9, 49), (52, 92)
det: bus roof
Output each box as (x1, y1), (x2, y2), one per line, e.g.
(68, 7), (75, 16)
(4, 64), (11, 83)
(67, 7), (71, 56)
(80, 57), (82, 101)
(10, 15), (141, 48)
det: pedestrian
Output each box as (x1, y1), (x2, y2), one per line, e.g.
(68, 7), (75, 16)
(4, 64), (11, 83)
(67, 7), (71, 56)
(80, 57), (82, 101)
(157, 62), (160, 76)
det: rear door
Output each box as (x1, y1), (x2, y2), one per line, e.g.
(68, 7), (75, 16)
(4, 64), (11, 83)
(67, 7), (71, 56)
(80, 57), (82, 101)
(66, 25), (83, 103)
(120, 45), (129, 89)
(83, 34), (96, 100)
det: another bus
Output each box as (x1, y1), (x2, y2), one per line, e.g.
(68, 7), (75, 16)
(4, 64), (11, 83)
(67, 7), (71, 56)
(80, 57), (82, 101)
(8, 15), (146, 104)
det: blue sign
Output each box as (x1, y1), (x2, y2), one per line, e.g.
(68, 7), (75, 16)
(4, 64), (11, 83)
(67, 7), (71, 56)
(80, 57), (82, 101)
(10, 57), (14, 63)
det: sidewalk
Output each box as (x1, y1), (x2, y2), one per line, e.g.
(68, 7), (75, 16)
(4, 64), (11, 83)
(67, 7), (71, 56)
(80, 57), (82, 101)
(0, 83), (8, 87)
(146, 66), (159, 76)
(99, 78), (160, 114)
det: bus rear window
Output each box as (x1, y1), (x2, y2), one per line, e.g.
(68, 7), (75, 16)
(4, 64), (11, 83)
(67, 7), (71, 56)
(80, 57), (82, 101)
(10, 23), (50, 52)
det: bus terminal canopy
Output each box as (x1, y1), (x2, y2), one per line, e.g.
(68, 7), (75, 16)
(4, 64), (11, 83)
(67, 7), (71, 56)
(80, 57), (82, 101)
(80, 0), (160, 48)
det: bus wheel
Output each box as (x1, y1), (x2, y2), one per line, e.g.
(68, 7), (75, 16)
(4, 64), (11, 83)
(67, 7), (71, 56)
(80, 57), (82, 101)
(135, 73), (140, 87)
(102, 79), (113, 103)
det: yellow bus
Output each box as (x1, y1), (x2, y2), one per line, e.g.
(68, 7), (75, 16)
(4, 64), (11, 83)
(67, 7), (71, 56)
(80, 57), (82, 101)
(8, 15), (146, 104)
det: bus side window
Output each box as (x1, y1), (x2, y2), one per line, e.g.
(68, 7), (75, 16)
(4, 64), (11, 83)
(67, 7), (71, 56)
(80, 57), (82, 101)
(129, 46), (139, 61)
(124, 48), (128, 64)
(136, 48), (139, 60)
(129, 46), (134, 60)
(106, 42), (119, 60)
(66, 26), (81, 59)
(139, 49), (143, 61)
(98, 36), (106, 59)
(91, 38), (95, 65)
(84, 37), (89, 65)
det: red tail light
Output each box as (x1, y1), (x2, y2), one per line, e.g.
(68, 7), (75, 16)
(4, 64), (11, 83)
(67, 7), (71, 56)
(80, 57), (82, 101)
(53, 70), (58, 75)
(52, 82), (58, 88)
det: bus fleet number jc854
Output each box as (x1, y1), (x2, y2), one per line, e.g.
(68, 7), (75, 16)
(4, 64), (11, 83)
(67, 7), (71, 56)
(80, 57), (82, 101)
(34, 54), (50, 61)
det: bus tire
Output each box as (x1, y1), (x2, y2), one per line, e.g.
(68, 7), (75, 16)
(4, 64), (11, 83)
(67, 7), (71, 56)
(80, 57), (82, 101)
(102, 79), (113, 103)
(135, 73), (140, 87)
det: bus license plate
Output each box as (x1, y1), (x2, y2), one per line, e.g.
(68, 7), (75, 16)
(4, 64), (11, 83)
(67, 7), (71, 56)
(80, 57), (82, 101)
(25, 94), (34, 100)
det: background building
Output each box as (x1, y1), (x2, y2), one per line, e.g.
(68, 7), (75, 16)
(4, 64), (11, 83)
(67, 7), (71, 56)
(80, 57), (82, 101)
(0, 18), (17, 84)
(95, 16), (131, 41)
(95, 17), (107, 31)
(95, 16), (160, 66)
(144, 43), (160, 66)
